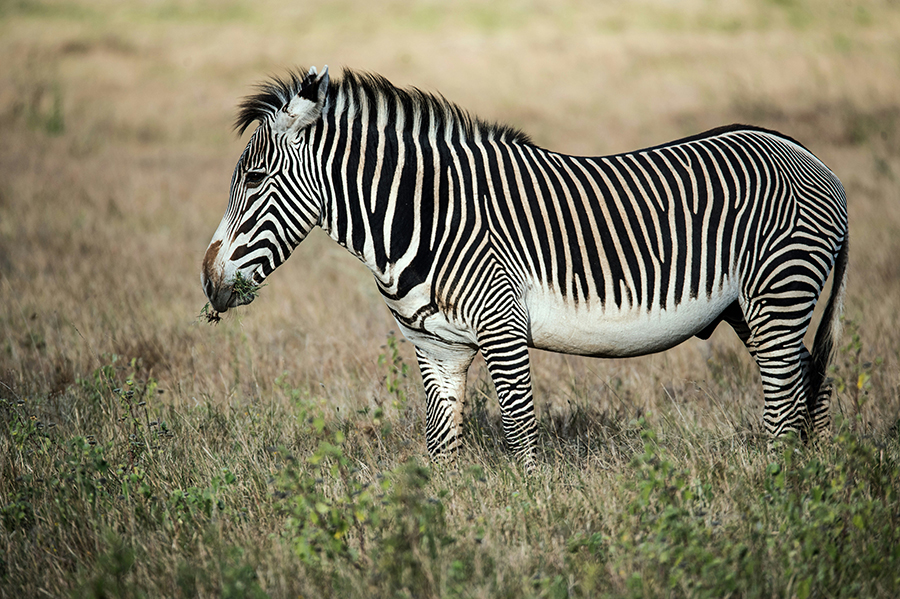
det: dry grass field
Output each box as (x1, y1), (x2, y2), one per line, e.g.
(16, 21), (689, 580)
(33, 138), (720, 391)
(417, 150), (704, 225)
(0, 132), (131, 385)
(2, 0), (900, 597)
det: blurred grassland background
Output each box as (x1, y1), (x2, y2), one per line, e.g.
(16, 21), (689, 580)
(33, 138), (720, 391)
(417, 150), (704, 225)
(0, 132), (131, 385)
(2, 0), (900, 597)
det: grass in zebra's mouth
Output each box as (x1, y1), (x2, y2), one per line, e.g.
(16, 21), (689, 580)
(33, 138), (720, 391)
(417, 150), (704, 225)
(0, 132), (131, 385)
(232, 270), (266, 304)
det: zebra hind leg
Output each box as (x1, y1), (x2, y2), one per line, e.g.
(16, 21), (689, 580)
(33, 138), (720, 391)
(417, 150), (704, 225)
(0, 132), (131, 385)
(414, 344), (477, 460)
(736, 294), (818, 441)
(732, 240), (849, 441)
(724, 302), (815, 440)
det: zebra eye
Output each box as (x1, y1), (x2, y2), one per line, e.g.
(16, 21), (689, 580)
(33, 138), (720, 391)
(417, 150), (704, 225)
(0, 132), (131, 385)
(245, 170), (267, 188)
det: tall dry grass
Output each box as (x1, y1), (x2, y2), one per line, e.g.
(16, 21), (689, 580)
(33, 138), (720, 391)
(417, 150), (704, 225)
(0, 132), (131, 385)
(2, 1), (900, 597)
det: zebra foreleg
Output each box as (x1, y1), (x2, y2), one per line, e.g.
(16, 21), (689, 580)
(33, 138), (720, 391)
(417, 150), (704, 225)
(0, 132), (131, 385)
(414, 344), (477, 460)
(478, 329), (538, 468)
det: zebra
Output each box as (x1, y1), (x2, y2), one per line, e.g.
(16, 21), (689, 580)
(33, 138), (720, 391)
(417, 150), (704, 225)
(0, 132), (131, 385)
(202, 66), (849, 466)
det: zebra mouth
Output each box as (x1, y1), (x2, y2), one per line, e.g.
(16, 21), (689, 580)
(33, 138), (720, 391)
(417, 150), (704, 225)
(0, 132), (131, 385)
(203, 269), (265, 313)
(207, 289), (236, 314)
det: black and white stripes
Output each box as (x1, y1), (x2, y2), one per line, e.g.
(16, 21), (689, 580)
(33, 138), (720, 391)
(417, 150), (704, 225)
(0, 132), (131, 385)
(202, 66), (849, 465)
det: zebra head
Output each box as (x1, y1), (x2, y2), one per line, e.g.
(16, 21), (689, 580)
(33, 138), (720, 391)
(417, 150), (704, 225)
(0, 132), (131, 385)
(202, 66), (330, 313)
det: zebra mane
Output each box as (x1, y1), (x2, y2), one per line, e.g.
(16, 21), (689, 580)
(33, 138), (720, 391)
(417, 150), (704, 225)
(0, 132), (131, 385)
(235, 67), (533, 146)
(235, 69), (314, 135)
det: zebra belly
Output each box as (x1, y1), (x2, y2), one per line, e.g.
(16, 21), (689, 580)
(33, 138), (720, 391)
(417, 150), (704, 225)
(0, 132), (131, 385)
(524, 282), (738, 358)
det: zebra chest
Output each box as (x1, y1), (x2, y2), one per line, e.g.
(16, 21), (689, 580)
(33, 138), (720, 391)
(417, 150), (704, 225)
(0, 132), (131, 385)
(524, 281), (739, 358)
(380, 282), (480, 348)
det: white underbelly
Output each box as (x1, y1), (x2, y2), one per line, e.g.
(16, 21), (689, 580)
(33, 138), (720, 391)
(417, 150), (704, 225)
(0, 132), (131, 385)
(525, 281), (738, 358)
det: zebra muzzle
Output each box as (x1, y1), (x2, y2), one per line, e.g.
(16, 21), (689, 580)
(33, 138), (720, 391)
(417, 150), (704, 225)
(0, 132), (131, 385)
(201, 240), (233, 312)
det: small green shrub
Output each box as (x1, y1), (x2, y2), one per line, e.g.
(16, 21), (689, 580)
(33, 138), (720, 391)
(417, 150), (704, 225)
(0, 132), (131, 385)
(587, 420), (900, 598)
(76, 531), (142, 599)
(218, 546), (269, 599)
(831, 318), (884, 429)
(274, 394), (461, 597)
(378, 330), (410, 413)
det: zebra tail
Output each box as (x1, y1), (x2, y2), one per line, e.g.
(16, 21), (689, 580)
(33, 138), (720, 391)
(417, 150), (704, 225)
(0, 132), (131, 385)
(809, 234), (850, 408)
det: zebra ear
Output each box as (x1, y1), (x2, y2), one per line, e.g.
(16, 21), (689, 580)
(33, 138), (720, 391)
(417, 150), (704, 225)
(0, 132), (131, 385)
(273, 66), (329, 137)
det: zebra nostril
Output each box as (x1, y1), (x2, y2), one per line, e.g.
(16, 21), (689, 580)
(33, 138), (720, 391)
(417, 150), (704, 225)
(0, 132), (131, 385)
(204, 276), (215, 300)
